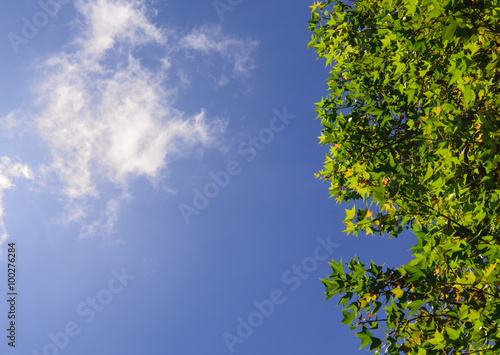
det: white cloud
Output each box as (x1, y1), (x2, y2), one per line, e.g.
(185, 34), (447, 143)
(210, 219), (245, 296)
(35, 53), (225, 202)
(181, 25), (259, 82)
(32, 0), (230, 237)
(0, 0), (259, 241)
(0, 0), (260, 241)
(0, 157), (33, 246)
(75, 0), (165, 57)
(79, 193), (132, 245)
(0, 112), (24, 138)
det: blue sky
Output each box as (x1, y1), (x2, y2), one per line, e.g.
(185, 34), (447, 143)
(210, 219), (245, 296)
(0, 1), (417, 354)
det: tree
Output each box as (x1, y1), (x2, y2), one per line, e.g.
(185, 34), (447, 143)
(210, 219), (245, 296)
(308, 0), (500, 353)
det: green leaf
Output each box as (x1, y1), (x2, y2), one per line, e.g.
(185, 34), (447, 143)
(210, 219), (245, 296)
(428, 329), (445, 345)
(330, 259), (345, 275)
(446, 327), (460, 341)
(345, 205), (356, 220)
(355, 327), (373, 349)
(442, 19), (458, 42)
(391, 286), (404, 299)
(341, 309), (356, 325)
(423, 164), (433, 182)
(369, 337), (382, 350)
(408, 299), (424, 317)
(462, 84), (473, 106)
(388, 153), (396, 167)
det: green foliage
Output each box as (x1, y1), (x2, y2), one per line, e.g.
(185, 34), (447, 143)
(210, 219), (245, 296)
(308, 0), (500, 353)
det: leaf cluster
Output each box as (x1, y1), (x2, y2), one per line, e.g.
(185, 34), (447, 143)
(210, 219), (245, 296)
(308, 0), (500, 353)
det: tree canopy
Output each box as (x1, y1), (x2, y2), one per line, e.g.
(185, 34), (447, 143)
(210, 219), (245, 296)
(308, 0), (500, 353)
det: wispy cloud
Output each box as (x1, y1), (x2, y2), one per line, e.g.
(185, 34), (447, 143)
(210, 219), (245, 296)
(0, 0), (258, 241)
(0, 157), (33, 246)
(181, 25), (259, 85)
(74, 0), (165, 57)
